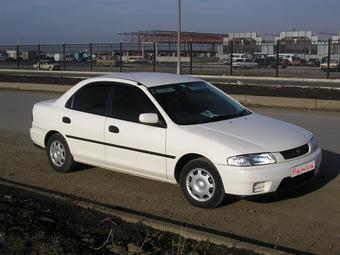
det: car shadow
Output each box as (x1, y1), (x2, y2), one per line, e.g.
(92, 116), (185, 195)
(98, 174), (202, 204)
(242, 149), (340, 203)
(72, 163), (94, 172)
(220, 196), (240, 207)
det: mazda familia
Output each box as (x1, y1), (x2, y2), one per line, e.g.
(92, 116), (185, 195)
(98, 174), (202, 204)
(30, 73), (322, 208)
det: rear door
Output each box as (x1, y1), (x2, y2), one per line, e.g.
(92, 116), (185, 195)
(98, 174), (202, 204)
(104, 84), (168, 180)
(61, 82), (110, 164)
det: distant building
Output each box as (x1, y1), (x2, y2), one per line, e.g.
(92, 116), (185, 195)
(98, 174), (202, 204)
(5, 50), (38, 61)
(224, 32), (272, 54)
(225, 32), (263, 44)
(217, 30), (340, 60)
(217, 32), (273, 60)
(6, 50), (17, 60)
(332, 30), (340, 42)
(274, 31), (319, 56)
(274, 31), (318, 43)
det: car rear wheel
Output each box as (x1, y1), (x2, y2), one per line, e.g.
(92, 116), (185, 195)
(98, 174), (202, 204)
(47, 133), (75, 172)
(179, 157), (225, 208)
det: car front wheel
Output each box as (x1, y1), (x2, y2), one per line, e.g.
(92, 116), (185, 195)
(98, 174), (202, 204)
(180, 157), (225, 208)
(47, 133), (75, 172)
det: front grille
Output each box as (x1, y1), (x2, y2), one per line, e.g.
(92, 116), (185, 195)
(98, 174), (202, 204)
(277, 170), (315, 191)
(280, 144), (309, 160)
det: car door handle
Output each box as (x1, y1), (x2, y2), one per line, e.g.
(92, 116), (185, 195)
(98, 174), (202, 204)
(108, 125), (119, 133)
(62, 116), (71, 124)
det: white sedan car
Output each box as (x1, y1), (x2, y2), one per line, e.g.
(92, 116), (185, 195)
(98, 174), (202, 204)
(30, 73), (322, 208)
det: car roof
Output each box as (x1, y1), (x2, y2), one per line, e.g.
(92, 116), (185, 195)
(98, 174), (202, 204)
(102, 72), (201, 88)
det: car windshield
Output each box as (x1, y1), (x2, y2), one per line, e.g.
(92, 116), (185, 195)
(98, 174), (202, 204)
(149, 81), (251, 125)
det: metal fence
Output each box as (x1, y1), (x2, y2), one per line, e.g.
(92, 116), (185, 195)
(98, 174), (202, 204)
(0, 40), (340, 79)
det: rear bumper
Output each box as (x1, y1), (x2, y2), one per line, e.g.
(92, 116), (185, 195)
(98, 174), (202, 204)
(30, 126), (47, 148)
(216, 147), (322, 196)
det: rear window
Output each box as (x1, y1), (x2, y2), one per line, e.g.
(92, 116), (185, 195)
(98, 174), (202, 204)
(67, 83), (110, 116)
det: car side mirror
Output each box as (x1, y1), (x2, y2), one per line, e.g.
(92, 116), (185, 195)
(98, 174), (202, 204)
(139, 113), (159, 125)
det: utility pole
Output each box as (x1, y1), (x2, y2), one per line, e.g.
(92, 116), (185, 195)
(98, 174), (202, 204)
(177, 0), (181, 74)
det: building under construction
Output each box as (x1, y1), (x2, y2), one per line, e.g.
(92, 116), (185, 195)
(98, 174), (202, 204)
(118, 30), (227, 44)
(118, 30), (227, 58)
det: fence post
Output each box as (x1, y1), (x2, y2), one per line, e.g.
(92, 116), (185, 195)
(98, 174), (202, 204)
(63, 44), (66, 71)
(189, 42), (193, 75)
(327, 39), (331, 79)
(90, 43), (93, 71)
(230, 41), (233, 76)
(16, 45), (20, 70)
(38, 44), (41, 70)
(119, 42), (123, 72)
(153, 42), (156, 72)
(276, 40), (280, 77)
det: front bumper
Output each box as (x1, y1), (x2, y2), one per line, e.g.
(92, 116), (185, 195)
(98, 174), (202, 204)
(216, 147), (322, 196)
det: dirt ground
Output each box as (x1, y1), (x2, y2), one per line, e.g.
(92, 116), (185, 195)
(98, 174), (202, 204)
(0, 184), (259, 255)
(1, 89), (340, 255)
(0, 128), (339, 255)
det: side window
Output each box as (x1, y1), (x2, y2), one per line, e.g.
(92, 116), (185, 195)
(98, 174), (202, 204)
(111, 85), (160, 124)
(67, 83), (110, 116)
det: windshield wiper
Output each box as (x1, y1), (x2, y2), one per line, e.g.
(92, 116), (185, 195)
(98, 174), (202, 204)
(234, 109), (252, 118)
(197, 109), (251, 124)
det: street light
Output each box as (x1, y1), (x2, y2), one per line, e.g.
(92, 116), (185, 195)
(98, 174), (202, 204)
(177, 0), (181, 74)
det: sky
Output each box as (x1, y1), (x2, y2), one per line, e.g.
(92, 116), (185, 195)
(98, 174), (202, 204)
(0, 0), (339, 44)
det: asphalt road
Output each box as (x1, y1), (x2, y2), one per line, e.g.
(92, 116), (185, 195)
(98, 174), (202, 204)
(0, 90), (340, 254)
(1, 61), (340, 79)
(1, 68), (340, 89)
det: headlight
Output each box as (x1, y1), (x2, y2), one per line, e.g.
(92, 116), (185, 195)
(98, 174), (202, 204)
(227, 153), (276, 167)
(308, 136), (318, 151)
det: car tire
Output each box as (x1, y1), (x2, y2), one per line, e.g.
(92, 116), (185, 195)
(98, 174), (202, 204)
(49, 67), (53, 71)
(46, 133), (76, 173)
(179, 157), (225, 208)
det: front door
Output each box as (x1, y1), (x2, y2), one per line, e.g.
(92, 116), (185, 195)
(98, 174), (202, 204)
(104, 84), (167, 180)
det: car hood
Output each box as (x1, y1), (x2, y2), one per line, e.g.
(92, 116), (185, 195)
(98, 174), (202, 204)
(185, 113), (312, 154)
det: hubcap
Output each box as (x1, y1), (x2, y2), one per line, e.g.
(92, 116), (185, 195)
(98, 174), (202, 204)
(50, 141), (66, 167)
(186, 168), (215, 202)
